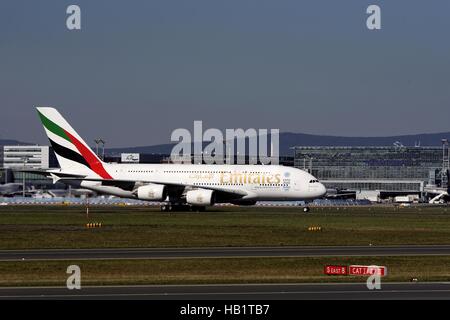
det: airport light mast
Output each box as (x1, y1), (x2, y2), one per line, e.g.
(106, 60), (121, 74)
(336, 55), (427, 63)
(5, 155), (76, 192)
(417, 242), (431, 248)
(442, 139), (449, 188)
(94, 139), (106, 161)
(21, 157), (27, 197)
(101, 140), (105, 161)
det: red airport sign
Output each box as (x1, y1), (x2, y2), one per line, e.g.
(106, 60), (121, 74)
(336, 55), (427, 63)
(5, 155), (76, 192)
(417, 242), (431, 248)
(348, 265), (387, 276)
(324, 265), (348, 275)
(324, 265), (387, 276)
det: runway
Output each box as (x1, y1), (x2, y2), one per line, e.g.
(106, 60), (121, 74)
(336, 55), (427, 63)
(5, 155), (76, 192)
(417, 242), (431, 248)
(0, 245), (449, 261)
(0, 282), (449, 300)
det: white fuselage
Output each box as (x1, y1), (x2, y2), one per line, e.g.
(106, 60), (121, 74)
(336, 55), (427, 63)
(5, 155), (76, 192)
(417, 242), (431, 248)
(76, 163), (326, 202)
(36, 107), (326, 206)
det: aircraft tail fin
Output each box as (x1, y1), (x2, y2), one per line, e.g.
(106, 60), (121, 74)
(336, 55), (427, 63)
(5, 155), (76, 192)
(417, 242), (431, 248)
(36, 107), (112, 179)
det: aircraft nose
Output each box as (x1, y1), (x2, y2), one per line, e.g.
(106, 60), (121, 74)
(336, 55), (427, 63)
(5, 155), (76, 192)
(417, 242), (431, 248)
(318, 183), (327, 197)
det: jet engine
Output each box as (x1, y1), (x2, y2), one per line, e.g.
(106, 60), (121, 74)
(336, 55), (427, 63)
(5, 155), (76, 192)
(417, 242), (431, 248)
(186, 189), (215, 206)
(136, 184), (167, 201)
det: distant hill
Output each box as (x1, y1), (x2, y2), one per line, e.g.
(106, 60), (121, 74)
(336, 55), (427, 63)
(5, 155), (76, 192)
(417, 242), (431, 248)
(107, 131), (450, 156)
(0, 139), (30, 146)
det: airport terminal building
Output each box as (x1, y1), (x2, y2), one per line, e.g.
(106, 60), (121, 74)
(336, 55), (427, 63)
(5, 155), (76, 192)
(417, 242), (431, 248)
(2, 143), (449, 201)
(2, 145), (57, 169)
(1, 145), (59, 189)
(294, 146), (448, 197)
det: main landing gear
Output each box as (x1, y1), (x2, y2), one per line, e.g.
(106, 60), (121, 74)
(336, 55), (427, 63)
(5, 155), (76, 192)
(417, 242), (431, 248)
(160, 204), (172, 212)
(160, 204), (206, 212)
(302, 206), (310, 213)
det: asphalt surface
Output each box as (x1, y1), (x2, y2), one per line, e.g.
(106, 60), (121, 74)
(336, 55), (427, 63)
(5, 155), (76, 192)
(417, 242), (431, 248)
(0, 283), (449, 300)
(0, 245), (449, 261)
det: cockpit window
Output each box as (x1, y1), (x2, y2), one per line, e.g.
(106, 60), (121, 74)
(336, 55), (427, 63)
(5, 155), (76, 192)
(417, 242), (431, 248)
(309, 179), (320, 183)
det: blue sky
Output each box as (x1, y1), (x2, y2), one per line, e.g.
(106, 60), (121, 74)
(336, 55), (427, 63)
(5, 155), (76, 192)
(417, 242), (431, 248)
(1, 1), (450, 147)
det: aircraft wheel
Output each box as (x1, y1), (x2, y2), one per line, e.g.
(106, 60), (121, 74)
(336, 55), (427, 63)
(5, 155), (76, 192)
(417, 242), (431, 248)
(303, 207), (310, 213)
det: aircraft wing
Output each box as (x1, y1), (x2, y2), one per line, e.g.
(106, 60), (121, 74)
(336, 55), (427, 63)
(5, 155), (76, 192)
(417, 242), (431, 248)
(45, 174), (248, 197)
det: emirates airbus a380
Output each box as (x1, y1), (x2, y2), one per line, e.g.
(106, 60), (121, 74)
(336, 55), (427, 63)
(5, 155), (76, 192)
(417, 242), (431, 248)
(35, 107), (326, 212)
